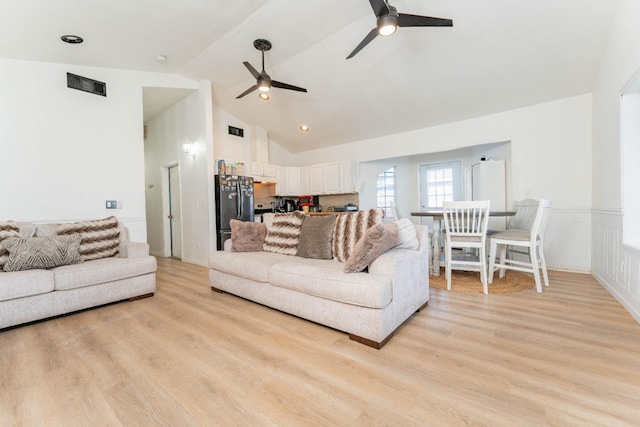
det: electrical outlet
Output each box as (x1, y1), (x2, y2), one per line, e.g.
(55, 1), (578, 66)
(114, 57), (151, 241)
(116, 201), (123, 209)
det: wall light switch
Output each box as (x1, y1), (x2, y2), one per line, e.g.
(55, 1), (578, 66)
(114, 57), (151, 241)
(116, 201), (123, 209)
(106, 200), (117, 209)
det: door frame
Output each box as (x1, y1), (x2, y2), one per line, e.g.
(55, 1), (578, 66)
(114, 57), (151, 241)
(161, 161), (182, 258)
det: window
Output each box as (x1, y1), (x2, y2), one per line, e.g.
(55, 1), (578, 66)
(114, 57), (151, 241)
(419, 161), (462, 209)
(377, 167), (395, 218)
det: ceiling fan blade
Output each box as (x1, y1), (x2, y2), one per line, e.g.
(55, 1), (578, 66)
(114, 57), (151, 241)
(398, 14), (453, 28)
(271, 80), (308, 93)
(236, 85), (258, 99)
(368, 0), (390, 17)
(346, 28), (379, 59)
(243, 61), (262, 79)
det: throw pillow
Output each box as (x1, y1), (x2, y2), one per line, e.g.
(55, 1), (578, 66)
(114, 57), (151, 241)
(296, 215), (336, 259)
(333, 208), (384, 263)
(395, 218), (419, 250)
(263, 211), (306, 256)
(344, 223), (399, 273)
(56, 216), (120, 261)
(230, 219), (267, 252)
(0, 222), (22, 271)
(2, 235), (82, 272)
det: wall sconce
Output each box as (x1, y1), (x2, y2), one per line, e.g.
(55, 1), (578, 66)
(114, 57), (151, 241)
(183, 142), (196, 158)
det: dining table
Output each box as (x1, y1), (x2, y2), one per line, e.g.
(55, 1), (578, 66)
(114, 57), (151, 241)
(410, 209), (516, 276)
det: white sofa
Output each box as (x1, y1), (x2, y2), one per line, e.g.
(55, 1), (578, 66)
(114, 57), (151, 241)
(0, 221), (157, 330)
(208, 221), (429, 349)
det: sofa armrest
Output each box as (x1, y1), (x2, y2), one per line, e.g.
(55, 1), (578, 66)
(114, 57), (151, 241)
(369, 247), (429, 299)
(224, 239), (233, 252)
(119, 242), (150, 258)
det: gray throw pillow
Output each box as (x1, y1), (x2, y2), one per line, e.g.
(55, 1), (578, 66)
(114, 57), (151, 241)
(343, 223), (398, 273)
(0, 222), (22, 271)
(2, 234), (82, 272)
(230, 219), (267, 252)
(296, 215), (336, 259)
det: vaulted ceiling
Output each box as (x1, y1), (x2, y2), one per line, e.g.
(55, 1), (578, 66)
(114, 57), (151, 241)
(0, 0), (618, 153)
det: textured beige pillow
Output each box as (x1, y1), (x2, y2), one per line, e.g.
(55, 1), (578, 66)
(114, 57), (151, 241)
(296, 215), (336, 259)
(56, 216), (120, 261)
(2, 235), (82, 272)
(333, 209), (384, 263)
(263, 211), (306, 256)
(230, 219), (267, 252)
(395, 218), (419, 250)
(0, 222), (22, 271)
(344, 223), (398, 273)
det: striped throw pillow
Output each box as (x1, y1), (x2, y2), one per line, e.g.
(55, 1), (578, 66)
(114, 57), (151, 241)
(0, 222), (21, 271)
(332, 209), (384, 263)
(56, 216), (120, 261)
(263, 211), (306, 256)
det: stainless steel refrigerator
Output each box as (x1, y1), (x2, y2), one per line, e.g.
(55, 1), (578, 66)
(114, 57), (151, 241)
(214, 175), (254, 250)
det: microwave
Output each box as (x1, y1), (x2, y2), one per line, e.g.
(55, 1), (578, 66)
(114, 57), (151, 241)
(298, 195), (315, 206)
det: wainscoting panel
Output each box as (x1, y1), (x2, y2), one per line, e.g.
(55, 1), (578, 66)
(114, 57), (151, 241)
(592, 210), (640, 323)
(544, 209), (591, 273)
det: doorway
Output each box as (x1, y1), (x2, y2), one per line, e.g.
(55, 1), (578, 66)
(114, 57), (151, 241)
(168, 165), (182, 259)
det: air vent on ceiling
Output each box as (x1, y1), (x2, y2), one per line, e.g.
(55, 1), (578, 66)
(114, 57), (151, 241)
(67, 72), (107, 97)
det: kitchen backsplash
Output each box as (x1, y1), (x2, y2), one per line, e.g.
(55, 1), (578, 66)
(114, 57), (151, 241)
(254, 183), (277, 208)
(318, 194), (359, 209)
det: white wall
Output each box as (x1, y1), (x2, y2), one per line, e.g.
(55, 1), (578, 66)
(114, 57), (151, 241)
(591, 0), (640, 322)
(144, 81), (213, 266)
(0, 58), (198, 241)
(277, 94), (593, 272)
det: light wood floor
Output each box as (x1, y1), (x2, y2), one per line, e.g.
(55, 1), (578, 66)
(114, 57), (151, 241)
(2, 258), (640, 426)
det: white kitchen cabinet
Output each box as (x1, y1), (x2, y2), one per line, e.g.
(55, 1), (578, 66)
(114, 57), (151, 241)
(249, 162), (264, 177)
(309, 165), (324, 195)
(299, 167), (310, 195)
(285, 167), (301, 196)
(339, 160), (356, 193)
(472, 159), (506, 229)
(263, 165), (277, 178)
(323, 162), (340, 195)
(275, 167), (286, 195)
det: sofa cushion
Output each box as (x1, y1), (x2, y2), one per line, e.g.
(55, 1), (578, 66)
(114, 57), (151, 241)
(2, 235), (82, 272)
(56, 216), (120, 261)
(344, 223), (399, 273)
(0, 222), (22, 271)
(332, 209), (384, 263)
(395, 219), (419, 250)
(263, 211), (306, 256)
(269, 259), (392, 309)
(230, 219), (267, 252)
(0, 269), (54, 302)
(296, 215), (336, 260)
(209, 250), (290, 283)
(53, 256), (157, 290)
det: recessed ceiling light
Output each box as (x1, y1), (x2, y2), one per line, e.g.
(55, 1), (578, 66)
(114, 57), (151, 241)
(61, 35), (83, 44)
(155, 55), (168, 64)
(300, 125), (309, 132)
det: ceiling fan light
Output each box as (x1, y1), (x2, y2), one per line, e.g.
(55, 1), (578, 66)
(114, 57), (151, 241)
(378, 15), (398, 36)
(259, 93), (269, 100)
(257, 79), (271, 92)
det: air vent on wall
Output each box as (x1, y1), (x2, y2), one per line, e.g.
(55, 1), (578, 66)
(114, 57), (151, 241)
(67, 72), (107, 97)
(228, 126), (244, 137)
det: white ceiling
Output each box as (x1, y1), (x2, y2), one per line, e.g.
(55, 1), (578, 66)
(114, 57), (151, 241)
(0, 0), (618, 153)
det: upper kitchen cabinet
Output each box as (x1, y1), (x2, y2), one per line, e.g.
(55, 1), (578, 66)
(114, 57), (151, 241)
(275, 166), (301, 196)
(249, 162), (277, 182)
(309, 165), (324, 195)
(300, 167), (310, 195)
(323, 162), (340, 195)
(339, 160), (357, 193)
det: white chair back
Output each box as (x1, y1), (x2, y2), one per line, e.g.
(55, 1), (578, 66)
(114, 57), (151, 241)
(442, 200), (491, 238)
(508, 199), (538, 231)
(530, 199), (553, 243)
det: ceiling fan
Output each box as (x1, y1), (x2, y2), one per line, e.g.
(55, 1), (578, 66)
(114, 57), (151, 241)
(236, 39), (308, 100)
(347, 0), (453, 59)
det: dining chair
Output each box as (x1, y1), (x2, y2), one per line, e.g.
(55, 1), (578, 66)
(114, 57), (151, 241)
(442, 200), (491, 294)
(488, 199), (552, 293)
